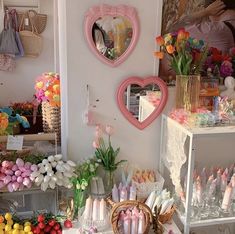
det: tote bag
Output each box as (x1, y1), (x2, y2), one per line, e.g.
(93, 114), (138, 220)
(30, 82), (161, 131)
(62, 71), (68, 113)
(0, 11), (19, 55)
(19, 11), (42, 58)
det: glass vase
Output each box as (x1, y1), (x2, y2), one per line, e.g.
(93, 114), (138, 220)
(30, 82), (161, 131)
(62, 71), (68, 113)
(73, 189), (86, 219)
(175, 75), (201, 112)
(103, 169), (115, 196)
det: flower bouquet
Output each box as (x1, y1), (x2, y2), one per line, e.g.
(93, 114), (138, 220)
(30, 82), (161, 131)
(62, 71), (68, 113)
(70, 158), (99, 219)
(93, 125), (126, 194)
(0, 112), (8, 136)
(204, 47), (235, 80)
(35, 72), (61, 143)
(155, 29), (208, 112)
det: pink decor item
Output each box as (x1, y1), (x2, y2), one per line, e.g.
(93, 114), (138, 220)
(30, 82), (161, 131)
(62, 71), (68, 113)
(117, 76), (168, 130)
(84, 4), (139, 67)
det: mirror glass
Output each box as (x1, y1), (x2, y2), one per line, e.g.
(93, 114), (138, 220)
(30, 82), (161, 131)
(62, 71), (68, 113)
(123, 84), (162, 122)
(92, 16), (133, 61)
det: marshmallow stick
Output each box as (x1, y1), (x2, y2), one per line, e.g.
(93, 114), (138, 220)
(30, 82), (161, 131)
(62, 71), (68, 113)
(221, 183), (233, 211)
(129, 185), (137, 200)
(92, 199), (100, 221)
(99, 199), (106, 220)
(123, 212), (131, 234)
(145, 191), (156, 209)
(112, 184), (119, 202)
(131, 214), (138, 234)
(84, 196), (93, 219)
(120, 187), (128, 202)
(137, 210), (145, 234)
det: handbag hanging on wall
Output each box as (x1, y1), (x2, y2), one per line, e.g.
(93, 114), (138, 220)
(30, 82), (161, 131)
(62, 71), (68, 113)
(10, 9), (24, 57)
(0, 10), (19, 55)
(19, 11), (42, 58)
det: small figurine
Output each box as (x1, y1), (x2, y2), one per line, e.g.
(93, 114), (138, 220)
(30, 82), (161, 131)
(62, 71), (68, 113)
(220, 76), (235, 100)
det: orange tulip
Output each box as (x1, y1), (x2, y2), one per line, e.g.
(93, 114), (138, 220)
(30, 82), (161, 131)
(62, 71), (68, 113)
(155, 36), (164, 46)
(177, 29), (188, 41)
(154, 51), (164, 59)
(166, 45), (175, 54)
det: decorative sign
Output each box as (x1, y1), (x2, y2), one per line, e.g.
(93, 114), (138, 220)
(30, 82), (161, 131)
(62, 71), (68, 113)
(6, 135), (24, 151)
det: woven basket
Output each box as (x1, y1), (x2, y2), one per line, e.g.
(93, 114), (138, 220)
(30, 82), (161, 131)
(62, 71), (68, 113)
(42, 102), (61, 144)
(110, 200), (153, 234)
(17, 10), (47, 34)
(158, 205), (176, 224)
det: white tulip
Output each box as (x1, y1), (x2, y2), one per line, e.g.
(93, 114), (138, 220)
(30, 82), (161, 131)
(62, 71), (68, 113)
(42, 159), (48, 165)
(63, 171), (73, 178)
(41, 181), (49, 191)
(67, 160), (76, 167)
(45, 163), (52, 172)
(48, 156), (55, 162)
(49, 180), (55, 189)
(58, 161), (63, 165)
(35, 174), (44, 184)
(39, 166), (46, 174)
(44, 175), (50, 183)
(56, 165), (65, 172)
(51, 161), (57, 168)
(30, 170), (40, 178)
(51, 175), (58, 182)
(47, 170), (54, 177)
(54, 154), (63, 161)
(56, 179), (63, 186)
(67, 183), (73, 189)
(55, 171), (63, 179)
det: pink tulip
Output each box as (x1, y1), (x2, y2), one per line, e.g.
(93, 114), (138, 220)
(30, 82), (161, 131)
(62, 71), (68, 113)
(15, 170), (22, 176)
(7, 183), (14, 192)
(23, 177), (30, 187)
(12, 165), (18, 171)
(17, 176), (23, 183)
(12, 182), (20, 191)
(0, 173), (4, 180)
(16, 158), (24, 167)
(19, 166), (26, 172)
(19, 183), (24, 191)
(4, 175), (11, 184)
(0, 181), (5, 189)
(24, 162), (31, 169)
(2, 161), (11, 168)
(26, 181), (32, 188)
(5, 169), (13, 175)
(92, 140), (100, 149)
(31, 164), (38, 172)
(11, 175), (17, 181)
(95, 126), (103, 138)
(105, 125), (114, 135)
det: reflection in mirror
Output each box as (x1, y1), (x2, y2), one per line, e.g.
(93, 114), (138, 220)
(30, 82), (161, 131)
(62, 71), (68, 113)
(124, 84), (162, 122)
(92, 16), (133, 61)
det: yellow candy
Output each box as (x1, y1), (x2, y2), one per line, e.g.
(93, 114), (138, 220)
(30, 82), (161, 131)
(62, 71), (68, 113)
(0, 230), (4, 234)
(24, 226), (31, 232)
(5, 224), (12, 231)
(12, 230), (20, 234)
(20, 231), (25, 234)
(7, 220), (13, 226)
(0, 215), (4, 223)
(19, 225), (23, 230)
(13, 223), (20, 230)
(23, 222), (31, 227)
(0, 223), (5, 229)
(28, 232), (33, 234)
(5, 213), (12, 221)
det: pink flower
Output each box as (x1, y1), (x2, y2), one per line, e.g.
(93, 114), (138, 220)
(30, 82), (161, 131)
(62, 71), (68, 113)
(95, 125), (103, 138)
(92, 140), (100, 149)
(105, 125), (114, 136)
(220, 61), (233, 77)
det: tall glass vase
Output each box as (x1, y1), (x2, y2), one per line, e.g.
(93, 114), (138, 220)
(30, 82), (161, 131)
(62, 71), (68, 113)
(175, 75), (201, 112)
(103, 169), (115, 196)
(73, 189), (86, 219)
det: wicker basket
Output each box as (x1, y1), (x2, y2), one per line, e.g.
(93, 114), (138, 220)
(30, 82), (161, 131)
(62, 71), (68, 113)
(42, 102), (61, 144)
(17, 10), (47, 34)
(158, 205), (176, 224)
(110, 200), (153, 234)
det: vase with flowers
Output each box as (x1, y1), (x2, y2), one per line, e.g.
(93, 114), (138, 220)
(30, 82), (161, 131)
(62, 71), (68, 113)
(70, 158), (98, 219)
(93, 124), (126, 195)
(34, 72), (61, 143)
(155, 29), (208, 112)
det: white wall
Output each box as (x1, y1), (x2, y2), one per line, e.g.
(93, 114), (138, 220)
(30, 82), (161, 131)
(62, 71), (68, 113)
(60, 0), (164, 170)
(0, 0), (54, 106)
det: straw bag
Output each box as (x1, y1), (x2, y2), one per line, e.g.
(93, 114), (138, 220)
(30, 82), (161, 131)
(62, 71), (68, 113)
(19, 12), (42, 58)
(17, 10), (47, 34)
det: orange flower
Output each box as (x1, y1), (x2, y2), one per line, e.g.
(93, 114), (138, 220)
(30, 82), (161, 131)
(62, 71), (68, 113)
(154, 51), (164, 59)
(177, 29), (187, 41)
(166, 45), (175, 54)
(155, 36), (164, 46)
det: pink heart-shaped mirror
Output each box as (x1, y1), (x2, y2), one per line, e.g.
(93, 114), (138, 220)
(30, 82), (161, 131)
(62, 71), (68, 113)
(84, 4), (139, 67)
(117, 76), (168, 130)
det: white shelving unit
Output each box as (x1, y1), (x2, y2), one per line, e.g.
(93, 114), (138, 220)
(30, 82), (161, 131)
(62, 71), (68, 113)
(160, 114), (235, 234)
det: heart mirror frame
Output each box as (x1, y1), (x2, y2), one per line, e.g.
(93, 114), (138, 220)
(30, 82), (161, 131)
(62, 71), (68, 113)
(117, 76), (168, 130)
(84, 4), (139, 67)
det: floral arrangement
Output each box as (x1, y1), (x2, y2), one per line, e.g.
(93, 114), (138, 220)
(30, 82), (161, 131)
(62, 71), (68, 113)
(204, 47), (235, 78)
(10, 101), (41, 116)
(30, 154), (76, 191)
(155, 28), (208, 75)
(93, 124), (126, 172)
(70, 158), (99, 218)
(0, 112), (8, 135)
(35, 72), (61, 107)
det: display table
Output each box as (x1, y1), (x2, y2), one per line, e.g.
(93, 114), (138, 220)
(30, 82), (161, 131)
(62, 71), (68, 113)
(62, 220), (182, 234)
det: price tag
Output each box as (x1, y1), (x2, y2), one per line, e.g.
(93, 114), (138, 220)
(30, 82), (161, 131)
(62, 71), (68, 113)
(6, 135), (24, 151)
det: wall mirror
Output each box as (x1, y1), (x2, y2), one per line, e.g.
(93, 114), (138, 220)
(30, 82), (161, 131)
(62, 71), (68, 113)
(84, 4), (139, 67)
(117, 76), (168, 130)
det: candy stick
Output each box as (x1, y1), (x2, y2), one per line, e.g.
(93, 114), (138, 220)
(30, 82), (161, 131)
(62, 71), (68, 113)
(221, 183), (233, 211)
(129, 185), (136, 200)
(99, 199), (106, 220)
(112, 184), (119, 202)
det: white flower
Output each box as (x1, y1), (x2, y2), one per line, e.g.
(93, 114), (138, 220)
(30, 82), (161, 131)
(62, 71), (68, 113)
(76, 183), (81, 190)
(90, 166), (95, 172)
